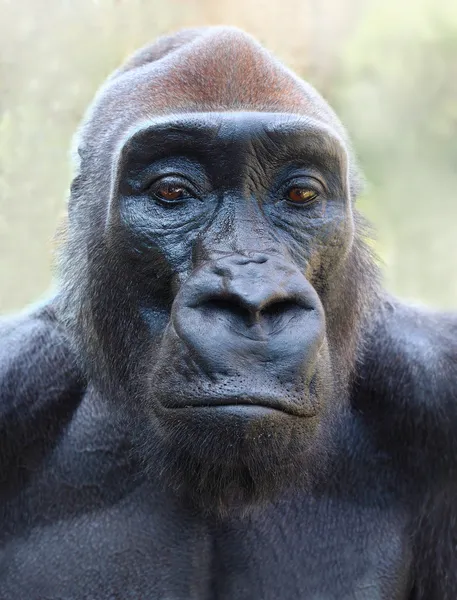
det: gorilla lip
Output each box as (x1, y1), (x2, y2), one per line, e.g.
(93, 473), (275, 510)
(165, 396), (315, 418)
(182, 403), (285, 415)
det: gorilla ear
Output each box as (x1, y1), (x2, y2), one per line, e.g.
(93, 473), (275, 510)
(69, 131), (84, 181)
(69, 173), (83, 206)
(349, 162), (365, 201)
(67, 130), (91, 213)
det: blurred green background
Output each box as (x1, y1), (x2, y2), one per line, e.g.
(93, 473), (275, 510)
(1, 0), (456, 313)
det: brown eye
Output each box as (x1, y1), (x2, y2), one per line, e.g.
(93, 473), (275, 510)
(154, 184), (186, 203)
(286, 187), (318, 205)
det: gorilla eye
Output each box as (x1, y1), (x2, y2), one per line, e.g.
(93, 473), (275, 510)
(153, 183), (187, 204)
(147, 177), (197, 205)
(286, 187), (318, 205)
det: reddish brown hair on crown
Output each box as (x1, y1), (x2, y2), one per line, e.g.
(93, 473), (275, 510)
(78, 26), (347, 154)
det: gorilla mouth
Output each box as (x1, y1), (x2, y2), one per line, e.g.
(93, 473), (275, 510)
(167, 394), (316, 418)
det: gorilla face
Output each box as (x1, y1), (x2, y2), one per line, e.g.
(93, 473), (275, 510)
(60, 29), (371, 513)
(114, 110), (352, 406)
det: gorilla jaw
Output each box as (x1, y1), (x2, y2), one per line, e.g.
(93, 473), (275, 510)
(136, 399), (335, 517)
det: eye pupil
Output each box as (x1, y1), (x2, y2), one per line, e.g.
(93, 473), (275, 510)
(287, 187), (317, 204)
(158, 184), (184, 201)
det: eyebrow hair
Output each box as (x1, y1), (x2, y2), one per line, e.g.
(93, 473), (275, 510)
(121, 111), (346, 150)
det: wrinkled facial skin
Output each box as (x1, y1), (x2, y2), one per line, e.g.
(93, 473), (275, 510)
(92, 111), (355, 512)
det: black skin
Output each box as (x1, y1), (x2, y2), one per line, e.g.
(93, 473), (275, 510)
(1, 33), (457, 599)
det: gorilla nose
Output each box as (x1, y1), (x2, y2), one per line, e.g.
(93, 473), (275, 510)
(194, 254), (313, 338)
(172, 252), (323, 351)
(170, 252), (325, 380)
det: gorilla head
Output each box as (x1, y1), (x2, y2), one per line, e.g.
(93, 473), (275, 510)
(58, 27), (377, 514)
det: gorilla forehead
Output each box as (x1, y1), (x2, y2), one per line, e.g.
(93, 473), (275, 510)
(77, 27), (350, 165)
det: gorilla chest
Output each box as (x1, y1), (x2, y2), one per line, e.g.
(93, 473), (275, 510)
(213, 498), (411, 600)
(2, 492), (411, 600)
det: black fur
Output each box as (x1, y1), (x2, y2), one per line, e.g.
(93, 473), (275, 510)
(0, 27), (456, 599)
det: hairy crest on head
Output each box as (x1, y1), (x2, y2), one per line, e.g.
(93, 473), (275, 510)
(57, 26), (380, 516)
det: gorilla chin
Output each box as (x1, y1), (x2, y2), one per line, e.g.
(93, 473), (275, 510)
(138, 396), (334, 517)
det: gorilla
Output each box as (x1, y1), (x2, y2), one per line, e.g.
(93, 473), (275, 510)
(1, 26), (456, 600)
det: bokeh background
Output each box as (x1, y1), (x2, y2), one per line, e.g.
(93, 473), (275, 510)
(1, 0), (456, 313)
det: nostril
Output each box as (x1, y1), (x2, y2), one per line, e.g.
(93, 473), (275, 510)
(259, 300), (306, 330)
(200, 295), (306, 332)
(202, 297), (252, 323)
(260, 299), (300, 319)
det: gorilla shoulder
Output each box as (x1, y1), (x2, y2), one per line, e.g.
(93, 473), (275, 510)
(0, 303), (84, 470)
(355, 297), (457, 483)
